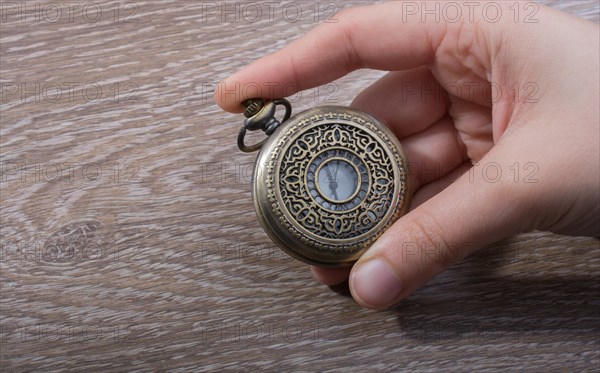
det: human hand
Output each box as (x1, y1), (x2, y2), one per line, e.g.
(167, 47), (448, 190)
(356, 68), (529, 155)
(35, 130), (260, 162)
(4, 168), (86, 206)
(214, 2), (600, 309)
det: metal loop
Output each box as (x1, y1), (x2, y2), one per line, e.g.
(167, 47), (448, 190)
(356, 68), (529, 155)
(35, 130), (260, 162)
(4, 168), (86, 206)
(237, 98), (292, 152)
(238, 127), (268, 153)
(273, 99), (292, 123)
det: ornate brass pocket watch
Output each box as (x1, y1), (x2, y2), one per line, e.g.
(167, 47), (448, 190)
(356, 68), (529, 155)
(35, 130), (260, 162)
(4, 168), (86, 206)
(237, 98), (410, 267)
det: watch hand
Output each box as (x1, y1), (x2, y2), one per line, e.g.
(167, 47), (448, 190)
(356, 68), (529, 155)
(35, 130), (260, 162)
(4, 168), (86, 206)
(329, 173), (339, 200)
(333, 160), (339, 179)
(325, 165), (334, 181)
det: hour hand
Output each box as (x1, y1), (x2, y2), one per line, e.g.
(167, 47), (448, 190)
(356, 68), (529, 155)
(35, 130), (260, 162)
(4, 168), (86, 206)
(331, 189), (339, 201)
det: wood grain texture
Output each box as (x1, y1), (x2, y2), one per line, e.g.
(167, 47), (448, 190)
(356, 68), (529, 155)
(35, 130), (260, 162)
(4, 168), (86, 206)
(1, 1), (598, 372)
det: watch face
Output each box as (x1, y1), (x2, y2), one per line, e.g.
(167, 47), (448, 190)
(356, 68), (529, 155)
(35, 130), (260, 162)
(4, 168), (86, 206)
(316, 158), (360, 203)
(253, 106), (409, 267)
(309, 150), (369, 211)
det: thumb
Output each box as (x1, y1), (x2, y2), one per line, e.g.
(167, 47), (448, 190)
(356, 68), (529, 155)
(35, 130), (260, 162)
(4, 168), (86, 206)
(349, 151), (533, 309)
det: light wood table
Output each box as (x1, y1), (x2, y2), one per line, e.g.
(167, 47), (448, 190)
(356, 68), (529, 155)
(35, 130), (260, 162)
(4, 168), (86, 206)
(1, 1), (598, 371)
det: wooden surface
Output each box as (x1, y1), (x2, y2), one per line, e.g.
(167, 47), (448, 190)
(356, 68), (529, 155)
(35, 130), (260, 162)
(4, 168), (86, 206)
(1, 1), (599, 371)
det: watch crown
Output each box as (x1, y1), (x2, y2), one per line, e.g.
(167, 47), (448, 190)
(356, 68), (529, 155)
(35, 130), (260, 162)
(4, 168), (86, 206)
(242, 98), (264, 118)
(237, 98), (292, 153)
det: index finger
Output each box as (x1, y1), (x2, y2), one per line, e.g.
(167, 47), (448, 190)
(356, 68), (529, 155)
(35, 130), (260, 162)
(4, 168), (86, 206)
(214, 2), (447, 113)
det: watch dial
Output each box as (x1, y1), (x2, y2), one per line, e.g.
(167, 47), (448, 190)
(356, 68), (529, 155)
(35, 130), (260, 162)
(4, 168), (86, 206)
(306, 148), (369, 212)
(317, 159), (357, 202)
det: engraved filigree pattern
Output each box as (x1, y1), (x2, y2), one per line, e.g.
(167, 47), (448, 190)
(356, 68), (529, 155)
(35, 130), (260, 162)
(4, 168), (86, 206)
(279, 123), (393, 239)
(264, 112), (407, 255)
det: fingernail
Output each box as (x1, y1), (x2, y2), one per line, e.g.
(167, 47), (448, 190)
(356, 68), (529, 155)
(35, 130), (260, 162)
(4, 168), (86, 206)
(351, 258), (402, 309)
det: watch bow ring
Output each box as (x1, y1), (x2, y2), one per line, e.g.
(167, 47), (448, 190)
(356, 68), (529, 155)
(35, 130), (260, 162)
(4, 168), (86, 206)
(235, 98), (410, 267)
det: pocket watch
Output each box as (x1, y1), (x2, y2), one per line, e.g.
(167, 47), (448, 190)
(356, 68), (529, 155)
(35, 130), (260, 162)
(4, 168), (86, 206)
(236, 98), (410, 267)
